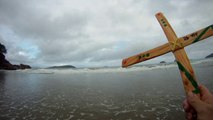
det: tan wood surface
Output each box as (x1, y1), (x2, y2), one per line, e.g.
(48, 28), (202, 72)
(155, 12), (200, 95)
(180, 24), (213, 48)
(122, 43), (171, 67)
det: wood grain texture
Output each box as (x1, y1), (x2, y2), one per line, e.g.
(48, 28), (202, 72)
(155, 12), (200, 95)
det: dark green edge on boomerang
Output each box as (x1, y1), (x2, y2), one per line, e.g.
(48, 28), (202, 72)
(177, 61), (200, 94)
(193, 24), (213, 43)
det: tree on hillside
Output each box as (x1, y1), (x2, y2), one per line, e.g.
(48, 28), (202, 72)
(0, 43), (7, 54)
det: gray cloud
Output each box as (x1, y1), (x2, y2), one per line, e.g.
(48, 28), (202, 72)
(0, 0), (212, 67)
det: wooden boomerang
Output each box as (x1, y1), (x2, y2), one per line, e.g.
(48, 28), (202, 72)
(122, 12), (213, 95)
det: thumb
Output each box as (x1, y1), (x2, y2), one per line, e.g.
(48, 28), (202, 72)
(187, 92), (205, 111)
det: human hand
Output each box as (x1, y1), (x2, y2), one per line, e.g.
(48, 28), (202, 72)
(183, 85), (213, 120)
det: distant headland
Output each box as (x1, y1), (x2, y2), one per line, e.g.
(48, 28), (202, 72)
(47, 65), (76, 69)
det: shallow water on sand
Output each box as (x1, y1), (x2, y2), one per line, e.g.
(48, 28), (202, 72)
(0, 60), (213, 120)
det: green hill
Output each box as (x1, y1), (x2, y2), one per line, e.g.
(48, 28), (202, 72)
(47, 65), (76, 69)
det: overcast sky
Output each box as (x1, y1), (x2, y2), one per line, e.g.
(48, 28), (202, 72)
(0, 0), (212, 68)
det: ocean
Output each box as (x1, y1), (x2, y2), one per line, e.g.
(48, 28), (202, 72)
(0, 59), (213, 120)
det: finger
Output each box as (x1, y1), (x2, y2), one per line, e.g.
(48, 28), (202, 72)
(199, 85), (213, 103)
(183, 99), (190, 112)
(187, 92), (205, 112)
(199, 84), (211, 96)
(190, 107), (195, 114)
(192, 113), (197, 120)
(186, 112), (193, 120)
(190, 108), (197, 120)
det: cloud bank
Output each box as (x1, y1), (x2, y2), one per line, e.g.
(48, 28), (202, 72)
(0, 0), (212, 67)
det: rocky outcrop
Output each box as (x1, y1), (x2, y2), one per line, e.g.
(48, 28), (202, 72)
(13, 64), (31, 69)
(0, 53), (16, 70)
(0, 53), (31, 70)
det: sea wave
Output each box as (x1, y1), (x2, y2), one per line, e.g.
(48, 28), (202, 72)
(18, 58), (213, 74)
(18, 63), (177, 74)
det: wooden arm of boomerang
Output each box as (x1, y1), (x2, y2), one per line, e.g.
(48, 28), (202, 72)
(122, 43), (171, 67)
(122, 25), (213, 68)
(156, 12), (200, 95)
(180, 24), (213, 48)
